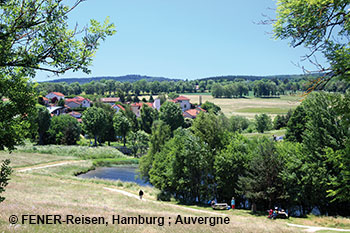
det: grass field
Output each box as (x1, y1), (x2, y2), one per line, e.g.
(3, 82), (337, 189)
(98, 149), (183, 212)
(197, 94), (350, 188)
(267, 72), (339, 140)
(140, 93), (302, 119)
(180, 94), (301, 119)
(1, 151), (349, 232)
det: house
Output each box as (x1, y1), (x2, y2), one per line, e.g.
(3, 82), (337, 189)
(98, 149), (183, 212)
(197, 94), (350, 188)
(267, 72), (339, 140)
(42, 97), (49, 106)
(68, 111), (82, 118)
(47, 106), (67, 116)
(68, 111), (83, 123)
(73, 96), (91, 107)
(183, 107), (206, 119)
(112, 104), (125, 113)
(65, 96), (91, 108)
(152, 98), (161, 111)
(46, 92), (65, 100)
(172, 96), (191, 112)
(130, 102), (143, 117)
(131, 102), (154, 117)
(101, 97), (120, 105)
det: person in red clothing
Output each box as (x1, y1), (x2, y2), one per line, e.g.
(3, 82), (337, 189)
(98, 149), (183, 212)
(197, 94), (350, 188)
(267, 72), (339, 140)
(231, 197), (235, 210)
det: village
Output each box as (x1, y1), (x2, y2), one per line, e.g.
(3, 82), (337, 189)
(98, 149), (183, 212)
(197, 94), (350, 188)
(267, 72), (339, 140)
(42, 92), (206, 123)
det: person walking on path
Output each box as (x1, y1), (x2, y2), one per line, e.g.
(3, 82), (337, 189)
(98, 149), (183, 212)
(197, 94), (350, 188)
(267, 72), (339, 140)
(231, 197), (235, 210)
(139, 190), (144, 200)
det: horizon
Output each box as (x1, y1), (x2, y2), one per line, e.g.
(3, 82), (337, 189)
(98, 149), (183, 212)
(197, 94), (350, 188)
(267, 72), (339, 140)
(38, 72), (310, 83)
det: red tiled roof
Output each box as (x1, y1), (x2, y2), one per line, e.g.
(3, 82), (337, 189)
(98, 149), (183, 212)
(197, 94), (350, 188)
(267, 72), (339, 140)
(131, 102), (143, 107)
(174, 96), (190, 101)
(145, 103), (153, 108)
(65, 99), (82, 105)
(50, 92), (65, 97)
(43, 97), (49, 101)
(112, 104), (125, 111)
(184, 108), (205, 117)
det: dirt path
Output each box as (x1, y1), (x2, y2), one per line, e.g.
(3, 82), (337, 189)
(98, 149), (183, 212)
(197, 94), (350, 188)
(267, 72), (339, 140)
(287, 223), (350, 232)
(103, 187), (227, 216)
(16, 160), (83, 172)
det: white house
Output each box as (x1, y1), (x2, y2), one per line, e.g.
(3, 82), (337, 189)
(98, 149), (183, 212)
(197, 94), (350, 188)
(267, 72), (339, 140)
(45, 92), (65, 100)
(171, 96), (191, 112)
(152, 98), (161, 111)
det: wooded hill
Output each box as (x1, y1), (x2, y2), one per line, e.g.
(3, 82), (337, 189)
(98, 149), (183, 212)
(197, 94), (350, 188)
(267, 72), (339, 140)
(43, 73), (322, 84)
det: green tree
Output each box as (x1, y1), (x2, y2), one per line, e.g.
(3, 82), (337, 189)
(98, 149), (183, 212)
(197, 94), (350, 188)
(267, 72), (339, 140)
(215, 133), (251, 203)
(274, 0), (350, 83)
(192, 112), (225, 152)
(139, 120), (171, 182)
(255, 113), (272, 133)
(113, 112), (131, 147)
(35, 106), (51, 145)
(237, 138), (284, 211)
(140, 104), (158, 134)
(0, 159), (12, 203)
(211, 83), (224, 98)
(82, 107), (108, 146)
(159, 101), (184, 131)
(123, 105), (139, 132)
(229, 116), (250, 132)
(273, 114), (286, 130)
(0, 1), (115, 151)
(48, 115), (81, 145)
(285, 105), (307, 143)
(127, 130), (149, 157)
(201, 101), (221, 114)
(168, 92), (179, 100)
(149, 129), (212, 203)
(93, 102), (116, 146)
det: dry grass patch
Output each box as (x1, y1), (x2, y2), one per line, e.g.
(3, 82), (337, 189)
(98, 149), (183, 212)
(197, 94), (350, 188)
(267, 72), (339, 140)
(0, 173), (299, 232)
(181, 94), (301, 118)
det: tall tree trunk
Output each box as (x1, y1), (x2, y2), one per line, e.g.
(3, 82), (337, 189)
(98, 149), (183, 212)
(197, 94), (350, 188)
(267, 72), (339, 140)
(94, 135), (97, 146)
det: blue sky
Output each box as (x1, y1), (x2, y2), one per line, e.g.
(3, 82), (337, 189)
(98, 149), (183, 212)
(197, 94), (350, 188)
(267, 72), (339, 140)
(35, 0), (324, 82)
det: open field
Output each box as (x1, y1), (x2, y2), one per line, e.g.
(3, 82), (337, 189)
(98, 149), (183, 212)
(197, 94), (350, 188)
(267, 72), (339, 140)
(181, 94), (301, 119)
(1, 151), (349, 232)
(140, 93), (302, 119)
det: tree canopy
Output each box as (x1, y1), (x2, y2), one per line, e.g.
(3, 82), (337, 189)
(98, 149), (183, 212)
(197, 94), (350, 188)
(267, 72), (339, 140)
(274, 0), (350, 85)
(0, 0), (115, 151)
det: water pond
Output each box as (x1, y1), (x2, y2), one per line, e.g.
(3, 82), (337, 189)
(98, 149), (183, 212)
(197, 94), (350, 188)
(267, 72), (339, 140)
(77, 166), (151, 186)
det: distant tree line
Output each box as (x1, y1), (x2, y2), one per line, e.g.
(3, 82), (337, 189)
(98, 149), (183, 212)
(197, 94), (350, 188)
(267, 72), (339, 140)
(36, 75), (350, 100)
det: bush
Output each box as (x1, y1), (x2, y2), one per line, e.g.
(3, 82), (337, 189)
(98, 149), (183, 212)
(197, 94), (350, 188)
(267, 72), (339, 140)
(48, 115), (81, 145)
